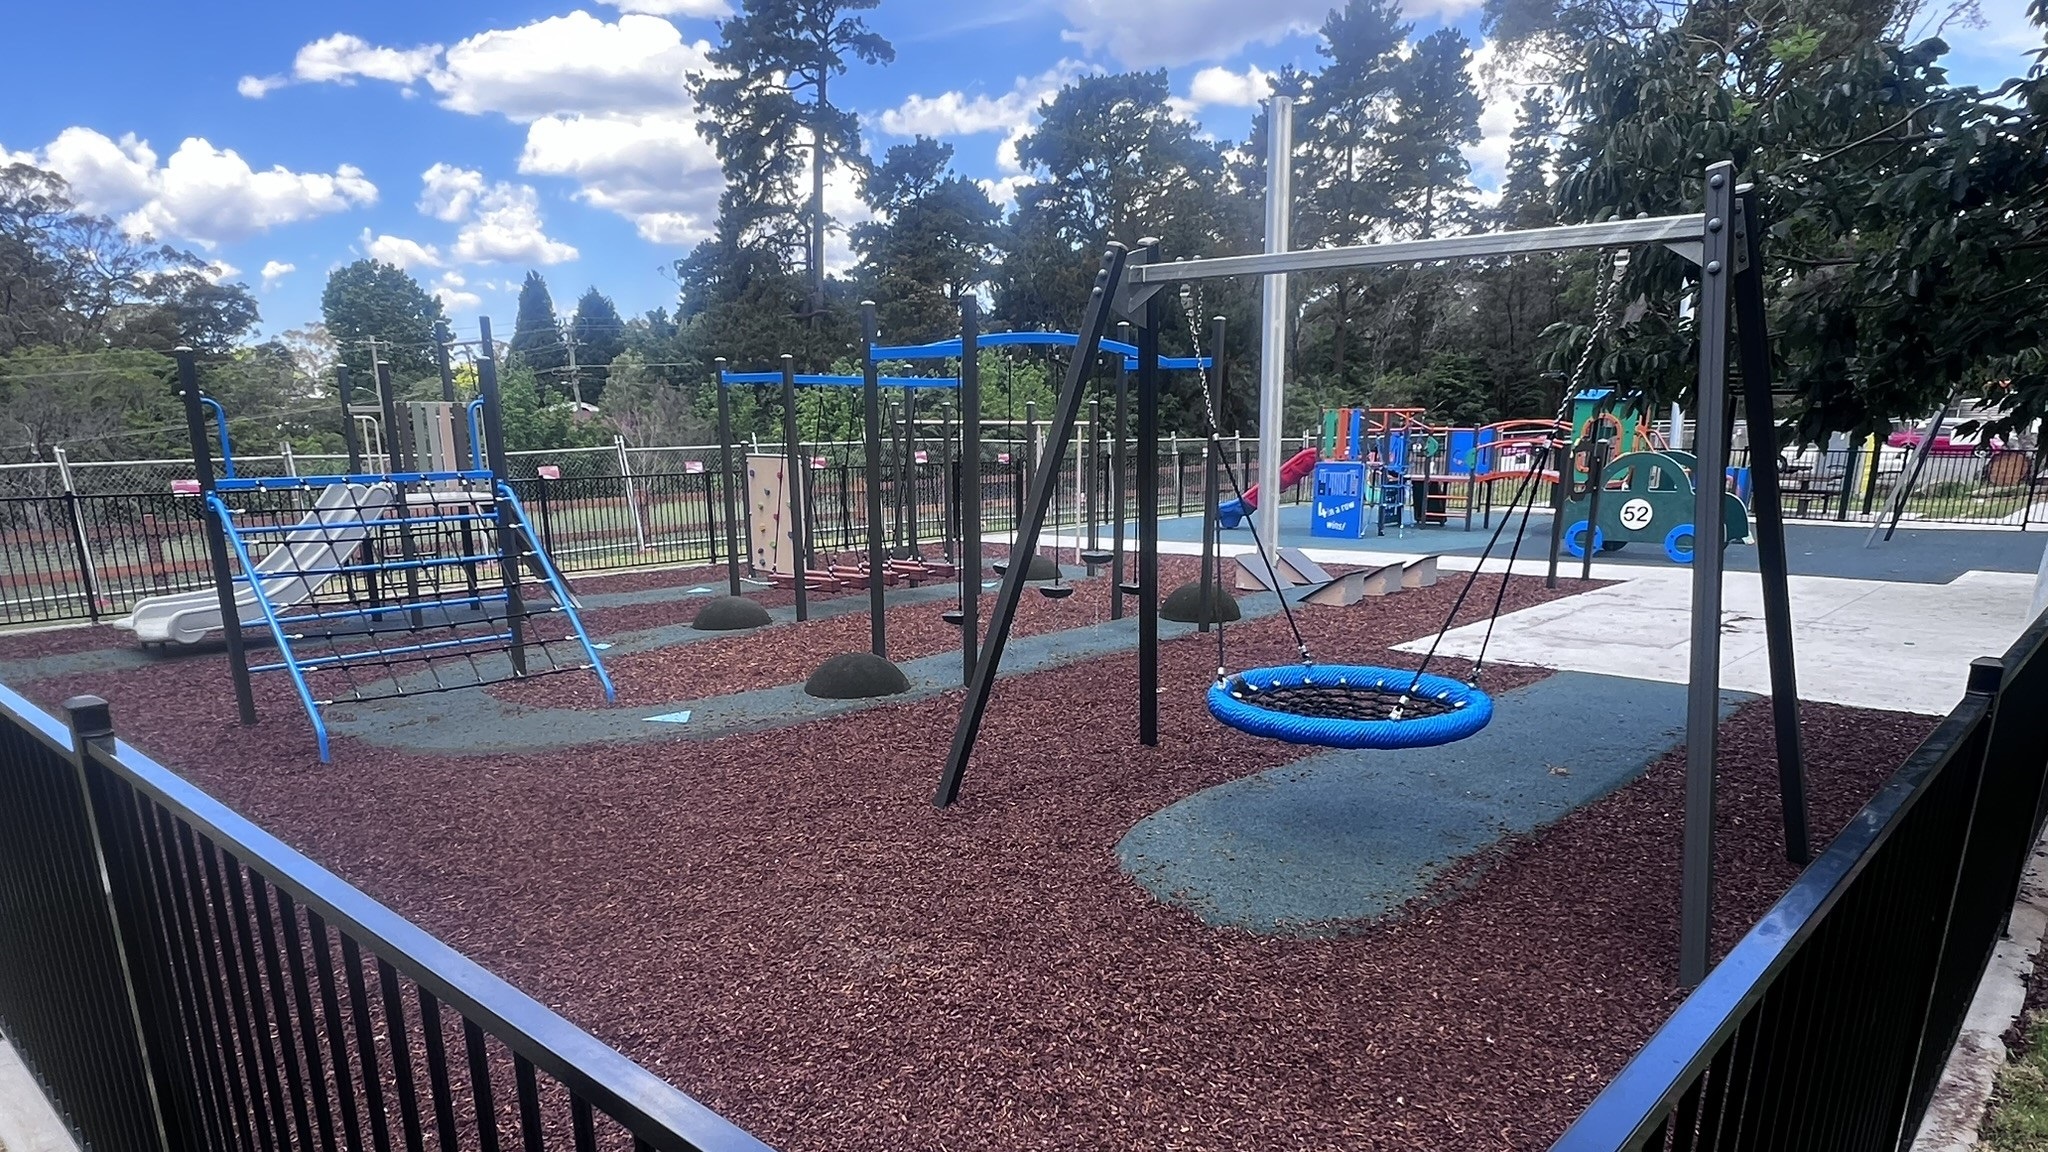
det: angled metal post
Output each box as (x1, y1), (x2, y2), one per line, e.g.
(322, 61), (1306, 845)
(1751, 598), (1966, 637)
(1681, 163), (1737, 987)
(935, 244), (1128, 806)
(715, 359), (741, 595)
(1733, 186), (1810, 865)
(960, 296), (982, 685)
(781, 356), (808, 623)
(177, 348), (256, 724)
(861, 303), (888, 657)
(1111, 324), (1130, 621)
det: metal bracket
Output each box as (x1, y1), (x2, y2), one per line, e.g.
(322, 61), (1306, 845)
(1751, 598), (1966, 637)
(1113, 247), (1163, 325)
(1731, 199), (1752, 275)
(1663, 240), (1704, 266)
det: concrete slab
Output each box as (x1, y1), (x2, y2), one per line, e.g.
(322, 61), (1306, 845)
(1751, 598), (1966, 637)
(0, 1033), (79, 1152)
(1116, 673), (1751, 935)
(1395, 568), (2037, 715)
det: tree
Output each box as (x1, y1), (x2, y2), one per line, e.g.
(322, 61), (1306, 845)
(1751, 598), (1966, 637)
(319, 260), (446, 386)
(601, 349), (707, 448)
(1384, 29), (1482, 239)
(1496, 96), (1559, 228)
(510, 271), (567, 397)
(853, 137), (1001, 340)
(689, 0), (894, 326)
(568, 286), (626, 406)
(1, 163), (260, 355)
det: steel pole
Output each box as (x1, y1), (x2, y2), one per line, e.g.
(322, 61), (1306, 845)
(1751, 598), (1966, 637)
(1680, 163), (1737, 988)
(1256, 94), (1294, 565)
(861, 303), (888, 657)
(960, 297), (982, 685)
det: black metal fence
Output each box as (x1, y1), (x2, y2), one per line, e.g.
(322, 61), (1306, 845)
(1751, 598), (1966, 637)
(1553, 608), (2048, 1150)
(0, 684), (770, 1152)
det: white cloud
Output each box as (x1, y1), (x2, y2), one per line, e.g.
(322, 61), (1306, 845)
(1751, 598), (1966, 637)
(15, 127), (376, 247)
(519, 112), (722, 243)
(1185, 64), (1274, 108)
(879, 62), (1088, 138)
(360, 229), (444, 270)
(260, 260), (295, 288)
(431, 270), (483, 314)
(448, 183), (578, 265)
(1057, 0), (1479, 67)
(417, 163), (487, 221)
(599, 0), (731, 16)
(978, 175), (1031, 209)
(428, 13), (712, 121)
(1463, 40), (1554, 194)
(238, 32), (441, 98)
(203, 260), (240, 282)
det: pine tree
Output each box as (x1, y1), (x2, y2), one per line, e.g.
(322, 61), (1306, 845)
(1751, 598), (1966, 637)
(569, 286), (625, 406)
(853, 137), (1000, 340)
(510, 271), (566, 397)
(1497, 96), (1558, 228)
(1383, 28), (1482, 239)
(689, 0), (894, 327)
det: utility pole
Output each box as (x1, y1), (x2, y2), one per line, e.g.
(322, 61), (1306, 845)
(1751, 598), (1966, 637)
(562, 324), (583, 408)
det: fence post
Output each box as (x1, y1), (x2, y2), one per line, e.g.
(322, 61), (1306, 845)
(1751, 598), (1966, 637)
(616, 435), (647, 553)
(61, 696), (179, 1152)
(54, 447), (103, 622)
(1174, 440), (1185, 518)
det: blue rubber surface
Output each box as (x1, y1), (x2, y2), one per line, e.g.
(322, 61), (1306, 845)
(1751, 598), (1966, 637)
(1121, 671), (1754, 936)
(1207, 664), (1492, 749)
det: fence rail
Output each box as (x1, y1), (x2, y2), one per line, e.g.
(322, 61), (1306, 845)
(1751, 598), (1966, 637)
(0, 684), (770, 1152)
(1552, 608), (2048, 1150)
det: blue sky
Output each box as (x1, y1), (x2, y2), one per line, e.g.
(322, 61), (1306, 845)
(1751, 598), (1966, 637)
(6, 0), (2041, 346)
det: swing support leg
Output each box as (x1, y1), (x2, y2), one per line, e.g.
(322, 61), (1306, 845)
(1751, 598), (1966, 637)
(934, 245), (1128, 806)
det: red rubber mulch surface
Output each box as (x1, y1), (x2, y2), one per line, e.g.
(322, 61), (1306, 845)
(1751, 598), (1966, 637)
(0, 564), (1927, 1151)
(0, 623), (137, 662)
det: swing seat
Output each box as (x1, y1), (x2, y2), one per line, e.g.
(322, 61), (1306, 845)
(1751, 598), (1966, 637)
(1207, 665), (1493, 750)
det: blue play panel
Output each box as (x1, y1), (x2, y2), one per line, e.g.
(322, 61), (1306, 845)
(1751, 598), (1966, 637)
(1117, 671), (1752, 935)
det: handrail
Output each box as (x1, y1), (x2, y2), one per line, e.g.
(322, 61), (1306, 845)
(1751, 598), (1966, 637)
(0, 680), (770, 1152)
(199, 396), (236, 478)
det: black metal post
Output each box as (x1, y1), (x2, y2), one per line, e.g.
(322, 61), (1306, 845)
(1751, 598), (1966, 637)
(935, 245), (1127, 806)
(862, 303), (889, 658)
(62, 697), (178, 1152)
(1136, 275), (1162, 748)
(715, 360), (741, 596)
(1836, 439), (1860, 522)
(1733, 186), (1811, 865)
(961, 297), (983, 686)
(1198, 316), (1225, 633)
(1681, 163), (1738, 988)
(940, 399), (956, 563)
(781, 356), (808, 623)
(177, 348), (256, 723)
(336, 366), (364, 474)
(1112, 330), (1128, 620)
(903, 385), (918, 557)
(1546, 433), (1569, 588)
(1086, 396), (1101, 569)
(376, 361), (424, 624)
(477, 318), (528, 674)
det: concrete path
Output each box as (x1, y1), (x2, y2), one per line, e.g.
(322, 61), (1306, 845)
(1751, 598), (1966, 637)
(1395, 567), (2035, 716)
(1117, 672), (1751, 935)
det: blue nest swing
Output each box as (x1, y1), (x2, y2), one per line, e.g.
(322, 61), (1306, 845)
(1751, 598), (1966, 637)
(1208, 664), (1493, 750)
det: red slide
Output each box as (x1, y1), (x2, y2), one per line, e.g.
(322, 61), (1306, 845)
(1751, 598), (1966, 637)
(1217, 448), (1319, 528)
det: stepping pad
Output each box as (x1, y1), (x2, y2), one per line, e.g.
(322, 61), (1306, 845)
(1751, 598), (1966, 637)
(1116, 672), (1752, 936)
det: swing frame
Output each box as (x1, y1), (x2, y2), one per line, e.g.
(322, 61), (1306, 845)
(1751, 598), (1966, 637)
(932, 162), (1812, 991)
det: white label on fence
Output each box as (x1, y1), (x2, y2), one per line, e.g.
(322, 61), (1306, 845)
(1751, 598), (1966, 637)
(998, 452), (1012, 464)
(1619, 498), (1654, 531)
(685, 460), (705, 474)
(171, 479), (201, 494)
(812, 456), (828, 469)
(915, 450), (929, 464)
(537, 465), (563, 480)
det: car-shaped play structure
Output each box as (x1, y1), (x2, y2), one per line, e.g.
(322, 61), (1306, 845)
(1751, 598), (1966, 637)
(1561, 449), (1752, 563)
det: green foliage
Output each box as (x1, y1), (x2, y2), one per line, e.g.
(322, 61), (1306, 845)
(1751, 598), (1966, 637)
(852, 137), (1001, 340)
(1, 163), (262, 357)
(494, 360), (608, 453)
(568, 286), (625, 405)
(601, 349), (707, 448)
(319, 260), (445, 386)
(1982, 1011), (2048, 1150)
(511, 271), (567, 387)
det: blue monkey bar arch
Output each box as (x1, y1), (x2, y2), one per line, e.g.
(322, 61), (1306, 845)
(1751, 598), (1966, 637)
(870, 329), (1210, 373)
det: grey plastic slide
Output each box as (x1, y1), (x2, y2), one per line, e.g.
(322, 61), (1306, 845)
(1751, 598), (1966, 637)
(118, 483), (396, 645)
